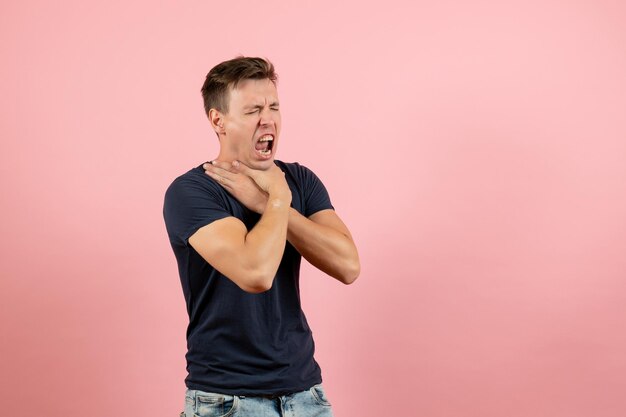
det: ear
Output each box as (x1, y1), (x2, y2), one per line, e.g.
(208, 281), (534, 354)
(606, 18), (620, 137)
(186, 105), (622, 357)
(208, 108), (225, 135)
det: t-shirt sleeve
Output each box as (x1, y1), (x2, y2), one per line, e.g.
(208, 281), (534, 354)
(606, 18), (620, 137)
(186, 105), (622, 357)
(163, 176), (231, 247)
(300, 164), (335, 217)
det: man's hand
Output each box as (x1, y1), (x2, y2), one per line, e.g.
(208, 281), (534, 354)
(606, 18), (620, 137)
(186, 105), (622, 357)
(203, 160), (290, 213)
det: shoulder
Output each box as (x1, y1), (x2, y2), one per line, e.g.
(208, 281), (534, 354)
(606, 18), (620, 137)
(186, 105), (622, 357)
(165, 162), (221, 197)
(163, 163), (228, 214)
(274, 160), (319, 182)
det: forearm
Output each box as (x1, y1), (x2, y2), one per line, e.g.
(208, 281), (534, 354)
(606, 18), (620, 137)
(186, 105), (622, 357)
(243, 194), (290, 288)
(287, 208), (360, 284)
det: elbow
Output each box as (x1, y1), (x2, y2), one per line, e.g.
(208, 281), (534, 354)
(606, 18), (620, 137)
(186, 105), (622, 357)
(244, 282), (272, 294)
(242, 268), (276, 294)
(241, 278), (273, 294)
(339, 260), (360, 285)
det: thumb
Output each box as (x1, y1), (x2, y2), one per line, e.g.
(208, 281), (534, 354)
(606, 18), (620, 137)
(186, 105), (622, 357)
(231, 160), (251, 176)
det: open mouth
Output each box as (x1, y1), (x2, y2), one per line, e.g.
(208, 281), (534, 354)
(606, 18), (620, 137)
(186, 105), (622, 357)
(254, 134), (274, 158)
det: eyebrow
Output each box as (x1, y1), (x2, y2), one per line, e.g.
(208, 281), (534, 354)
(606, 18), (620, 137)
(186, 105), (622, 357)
(244, 101), (280, 110)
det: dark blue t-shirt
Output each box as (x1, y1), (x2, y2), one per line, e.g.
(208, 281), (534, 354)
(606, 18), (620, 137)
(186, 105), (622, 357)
(162, 160), (334, 396)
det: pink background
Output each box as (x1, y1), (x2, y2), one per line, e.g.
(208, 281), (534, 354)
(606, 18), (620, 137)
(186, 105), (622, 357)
(1, 1), (625, 416)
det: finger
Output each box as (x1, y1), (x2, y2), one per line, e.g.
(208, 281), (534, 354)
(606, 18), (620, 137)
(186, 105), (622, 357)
(209, 160), (235, 172)
(203, 169), (233, 188)
(231, 160), (254, 177)
(203, 160), (233, 172)
(204, 164), (237, 181)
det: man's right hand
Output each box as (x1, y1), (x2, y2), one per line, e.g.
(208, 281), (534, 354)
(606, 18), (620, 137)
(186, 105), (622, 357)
(232, 160), (292, 202)
(203, 160), (292, 212)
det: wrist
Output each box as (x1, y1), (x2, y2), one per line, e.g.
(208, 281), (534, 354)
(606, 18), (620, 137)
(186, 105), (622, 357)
(267, 197), (290, 210)
(268, 187), (291, 202)
(266, 191), (291, 208)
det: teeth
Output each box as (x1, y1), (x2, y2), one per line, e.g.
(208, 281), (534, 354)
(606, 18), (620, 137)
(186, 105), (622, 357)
(259, 149), (271, 155)
(258, 135), (274, 142)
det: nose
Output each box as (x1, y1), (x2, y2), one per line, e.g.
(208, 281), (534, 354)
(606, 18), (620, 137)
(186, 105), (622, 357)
(259, 107), (274, 126)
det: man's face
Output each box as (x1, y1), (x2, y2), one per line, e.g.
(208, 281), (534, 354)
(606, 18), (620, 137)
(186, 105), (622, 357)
(220, 78), (281, 170)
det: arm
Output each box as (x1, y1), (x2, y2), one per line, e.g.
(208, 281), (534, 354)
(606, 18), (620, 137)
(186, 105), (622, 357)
(190, 163), (291, 293)
(287, 208), (360, 285)
(203, 161), (360, 285)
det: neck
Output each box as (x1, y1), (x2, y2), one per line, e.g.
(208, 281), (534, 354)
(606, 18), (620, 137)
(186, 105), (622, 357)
(212, 141), (237, 164)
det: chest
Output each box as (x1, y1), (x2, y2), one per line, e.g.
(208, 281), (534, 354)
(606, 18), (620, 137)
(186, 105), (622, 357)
(219, 174), (306, 231)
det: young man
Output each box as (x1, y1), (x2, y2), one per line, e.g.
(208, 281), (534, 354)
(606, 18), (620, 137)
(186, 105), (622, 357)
(163, 56), (360, 417)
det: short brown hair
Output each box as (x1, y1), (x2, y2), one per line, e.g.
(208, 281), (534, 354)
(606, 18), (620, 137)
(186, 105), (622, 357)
(201, 56), (278, 115)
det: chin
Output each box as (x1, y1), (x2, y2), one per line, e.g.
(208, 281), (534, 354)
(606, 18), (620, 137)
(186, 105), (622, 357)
(243, 154), (275, 170)
(254, 158), (275, 170)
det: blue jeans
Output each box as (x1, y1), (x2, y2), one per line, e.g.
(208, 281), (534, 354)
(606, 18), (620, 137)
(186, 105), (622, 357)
(181, 384), (334, 417)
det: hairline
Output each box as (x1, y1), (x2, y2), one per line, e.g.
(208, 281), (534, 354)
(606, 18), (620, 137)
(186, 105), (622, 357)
(219, 77), (278, 115)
